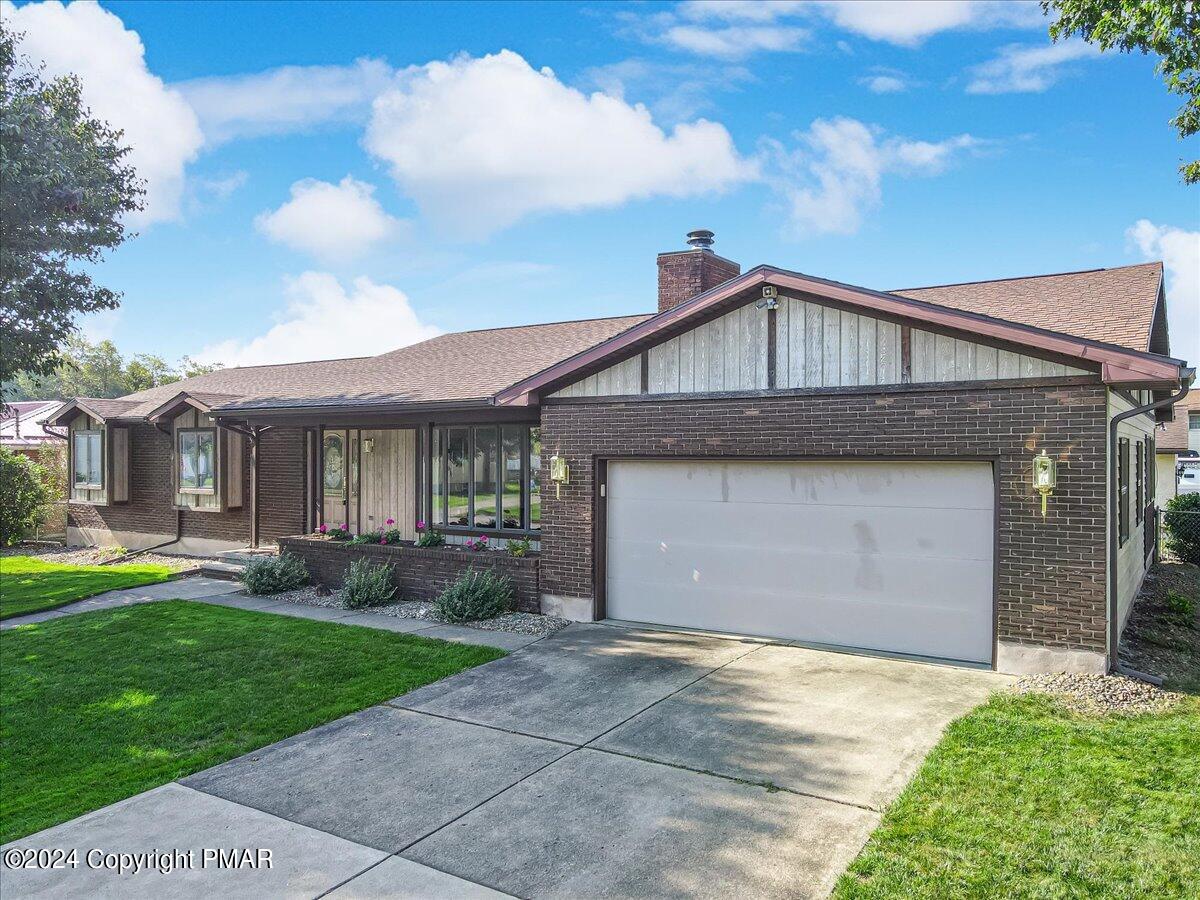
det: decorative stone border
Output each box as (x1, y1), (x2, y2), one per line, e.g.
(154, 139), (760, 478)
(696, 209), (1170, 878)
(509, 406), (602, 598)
(277, 535), (540, 613)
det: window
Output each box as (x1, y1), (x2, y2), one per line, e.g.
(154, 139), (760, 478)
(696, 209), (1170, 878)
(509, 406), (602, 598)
(178, 429), (216, 494)
(1135, 440), (1144, 524)
(322, 433), (345, 499)
(72, 430), (103, 488)
(1118, 437), (1130, 546)
(432, 424), (540, 532)
(1190, 411), (1200, 455)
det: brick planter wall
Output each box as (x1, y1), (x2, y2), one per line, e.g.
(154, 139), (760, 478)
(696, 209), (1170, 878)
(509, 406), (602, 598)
(278, 536), (540, 613)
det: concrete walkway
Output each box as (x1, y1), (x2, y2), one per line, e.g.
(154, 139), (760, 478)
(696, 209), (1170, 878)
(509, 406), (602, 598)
(1, 582), (546, 651)
(1, 624), (1010, 899)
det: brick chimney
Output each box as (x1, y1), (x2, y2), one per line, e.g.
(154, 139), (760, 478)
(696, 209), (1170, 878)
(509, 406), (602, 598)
(656, 229), (741, 313)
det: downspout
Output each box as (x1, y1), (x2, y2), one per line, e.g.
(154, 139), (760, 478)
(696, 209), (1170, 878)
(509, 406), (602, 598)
(1107, 370), (1194, 668)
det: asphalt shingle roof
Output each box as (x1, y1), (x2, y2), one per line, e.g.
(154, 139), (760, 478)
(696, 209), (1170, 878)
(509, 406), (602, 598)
(893, 262), (1163, 353)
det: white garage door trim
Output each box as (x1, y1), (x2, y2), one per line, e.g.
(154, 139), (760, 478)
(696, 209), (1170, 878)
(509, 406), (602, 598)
(600, 457), (997, 666)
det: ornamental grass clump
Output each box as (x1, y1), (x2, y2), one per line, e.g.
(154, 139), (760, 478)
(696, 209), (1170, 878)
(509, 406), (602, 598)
(338, 558), (395, 609)
(241, 553), (310, 595)
(435, 568), (513, 623)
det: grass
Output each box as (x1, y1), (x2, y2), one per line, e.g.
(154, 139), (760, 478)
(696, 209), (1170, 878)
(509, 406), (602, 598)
(834, 693), (1200, 899)
(0, 601), (504, 842)
(0, 555), (174, 620)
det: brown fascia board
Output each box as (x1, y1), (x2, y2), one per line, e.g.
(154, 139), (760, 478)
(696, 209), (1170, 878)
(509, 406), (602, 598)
(211, 397), (496, 419)
(493, 265), (1188, 405)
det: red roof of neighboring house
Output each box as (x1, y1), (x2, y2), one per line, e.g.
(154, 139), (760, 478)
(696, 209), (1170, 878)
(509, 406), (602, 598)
(0, 400), (65, 448)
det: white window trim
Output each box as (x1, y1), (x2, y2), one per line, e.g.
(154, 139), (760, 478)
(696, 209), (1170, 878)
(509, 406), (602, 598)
(72, 429), (104, 490)
(177, 427), (218, 496)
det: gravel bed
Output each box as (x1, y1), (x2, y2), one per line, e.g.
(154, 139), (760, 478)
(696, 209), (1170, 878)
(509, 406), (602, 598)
(1015, 672), (1184, 716)
(1, 542), (220, 572)
(257, 589), (569, 635)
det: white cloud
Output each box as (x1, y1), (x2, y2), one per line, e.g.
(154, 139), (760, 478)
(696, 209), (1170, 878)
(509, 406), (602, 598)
(363, 50), (755, 235)
(198, 273), (440, 367)
(178, 58), (394, 145)
(966, 41), (1101, 94)
(858, 70), (911, 93)
(2, 0), (204, 225)
(255, 177), (405, 262)
(1127, 221), (1200, 365)
(653, 1), (1041, 54)
(196, 171), (249, 201)
(660, 24), (808, 59)
(583, 58), (754, 124)
(763, 117), (982, 236)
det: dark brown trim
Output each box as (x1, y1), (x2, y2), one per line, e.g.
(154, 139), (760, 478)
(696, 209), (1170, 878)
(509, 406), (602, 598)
(766, 305), (778, 390)
(639, 351), (649, 394)
(315, 424), (325, 528)
(900, 325), (912, 384)
(542, 374), (1101, 406)
(249, 427), (260, 548)
(991, 458), (1001, 670)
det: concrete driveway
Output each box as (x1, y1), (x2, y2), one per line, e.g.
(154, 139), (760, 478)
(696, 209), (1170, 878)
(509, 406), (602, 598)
(3, 624), (1008, 899)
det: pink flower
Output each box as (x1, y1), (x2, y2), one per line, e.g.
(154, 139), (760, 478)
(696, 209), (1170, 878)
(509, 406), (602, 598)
(386, 518), (395, 526)
(339, 523), (347, 530)
(380, 537), (386, 544)
(318, 523), (328, 534)
(416, 520), (425, 531)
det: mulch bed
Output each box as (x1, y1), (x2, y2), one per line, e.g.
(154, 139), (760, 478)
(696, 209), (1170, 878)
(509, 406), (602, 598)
(1119, 560), (1200, 694)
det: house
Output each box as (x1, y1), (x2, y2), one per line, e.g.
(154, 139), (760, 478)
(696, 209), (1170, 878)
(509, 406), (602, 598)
(1, 400), (64, 459)
(48, 233), (1192, 676)
(1155, 392), (1200, 501)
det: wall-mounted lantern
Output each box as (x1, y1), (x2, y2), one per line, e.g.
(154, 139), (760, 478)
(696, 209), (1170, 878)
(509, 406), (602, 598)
(1033, 450), (1057, 518)
(550, 454), (570, 498)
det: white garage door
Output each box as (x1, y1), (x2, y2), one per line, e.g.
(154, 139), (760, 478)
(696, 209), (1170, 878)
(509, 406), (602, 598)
(605, 459), (994, 664)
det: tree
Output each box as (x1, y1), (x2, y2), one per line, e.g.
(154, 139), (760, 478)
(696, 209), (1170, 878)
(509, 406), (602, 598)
(0, 24), (145, 400)
(0, 448), (49, 546)
(1, 336), (222, 400)
(1043, 1), (1200, 184)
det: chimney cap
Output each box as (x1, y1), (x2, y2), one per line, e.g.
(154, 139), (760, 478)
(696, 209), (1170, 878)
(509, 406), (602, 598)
(685, 229), (715, 250)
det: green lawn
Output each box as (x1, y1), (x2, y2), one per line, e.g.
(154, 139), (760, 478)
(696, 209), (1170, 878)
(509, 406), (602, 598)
(835, 693), (1200, 899)
(0, 556), (174, 620)
(0, 601), (504, 842)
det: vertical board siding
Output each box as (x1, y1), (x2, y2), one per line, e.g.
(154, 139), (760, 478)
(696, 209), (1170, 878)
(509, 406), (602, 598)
(553, 299), (1092, 399)
(360, 429), (416, 539)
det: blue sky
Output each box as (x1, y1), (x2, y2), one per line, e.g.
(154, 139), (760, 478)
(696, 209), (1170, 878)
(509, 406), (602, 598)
(6, 0), (1198, 367)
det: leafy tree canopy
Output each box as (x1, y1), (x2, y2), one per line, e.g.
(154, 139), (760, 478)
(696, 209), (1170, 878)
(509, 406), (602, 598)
(1044, 0), (1200, 184)
(3, 336), (223, 401)
(0, 24), (145, 398)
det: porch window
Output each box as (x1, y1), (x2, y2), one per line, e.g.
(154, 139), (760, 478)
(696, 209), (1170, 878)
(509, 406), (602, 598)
(72, 430), (104, 488)
(178, 428), (216, 494)
(432, 424), (540, 533)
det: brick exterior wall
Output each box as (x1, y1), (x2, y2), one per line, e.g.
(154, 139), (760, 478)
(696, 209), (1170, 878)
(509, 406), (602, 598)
(67, 424), (306, 546)
(656, 250), (741, 312)
(539, 383), (1110, 654)
(278, 536), (541, 613)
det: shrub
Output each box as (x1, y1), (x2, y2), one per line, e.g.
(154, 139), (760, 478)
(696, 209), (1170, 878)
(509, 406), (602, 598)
(415, 520), (444, 548)
(1165, 590), (1195, 622)
(325, 523), (352, 541)
(435, 568), (513, 623)
(505, 538), (532, 558)
(348, 530), (382, 546)
(1163, 493), (1200, 564)
(338, 558), (395, 609)
(241, 552), (310, 595)
(0, 448), (50, 546)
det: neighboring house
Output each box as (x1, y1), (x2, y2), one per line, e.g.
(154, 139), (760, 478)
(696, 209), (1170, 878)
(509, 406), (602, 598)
(1, 400), (64, 459)
(1155, 392), (1200, 502)
(48, 233), (1192, 676)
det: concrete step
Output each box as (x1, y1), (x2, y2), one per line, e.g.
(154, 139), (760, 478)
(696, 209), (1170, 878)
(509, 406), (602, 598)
(199, 561), (247, 581)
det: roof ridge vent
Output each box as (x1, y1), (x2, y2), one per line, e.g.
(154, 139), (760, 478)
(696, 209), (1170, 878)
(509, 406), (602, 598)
(685, 229), (715, 250)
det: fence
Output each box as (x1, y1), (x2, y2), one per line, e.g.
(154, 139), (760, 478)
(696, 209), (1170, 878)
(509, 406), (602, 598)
(1158, 506), (1200, 565)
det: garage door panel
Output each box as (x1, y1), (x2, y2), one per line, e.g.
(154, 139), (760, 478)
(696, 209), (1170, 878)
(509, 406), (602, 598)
(607, 499), (994, 562)
(606, 460), (994, 664)
(607, 543), (992, 614)
(609, 459), (994, 509)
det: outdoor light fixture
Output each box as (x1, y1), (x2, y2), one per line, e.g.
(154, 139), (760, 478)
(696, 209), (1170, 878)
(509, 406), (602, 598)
(362, 438), (374, 453)
(550, 454), (570, 498)
(1033, 450), (1057, 518)
(756, 285), (779, 310)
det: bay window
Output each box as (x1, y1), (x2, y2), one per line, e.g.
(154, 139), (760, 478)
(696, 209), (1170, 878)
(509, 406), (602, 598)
(72, 430), (104, 489)
(178, 428), (217, 493)
(431, 424), (540, 533)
